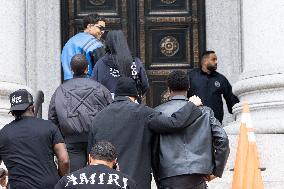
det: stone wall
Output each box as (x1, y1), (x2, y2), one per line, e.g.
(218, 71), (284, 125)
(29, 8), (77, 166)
(0, 0), (61, 129)
(205, 0), (242, 125)
(0, 0), (29, 129)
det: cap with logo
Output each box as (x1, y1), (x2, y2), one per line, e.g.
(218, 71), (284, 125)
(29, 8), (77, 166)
(9, 89), (33, 112)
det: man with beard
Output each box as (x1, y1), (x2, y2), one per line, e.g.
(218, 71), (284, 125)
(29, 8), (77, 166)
(187, 51), (239, 123)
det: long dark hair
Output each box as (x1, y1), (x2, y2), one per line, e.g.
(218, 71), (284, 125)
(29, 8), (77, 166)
(105, 30), (132, 77)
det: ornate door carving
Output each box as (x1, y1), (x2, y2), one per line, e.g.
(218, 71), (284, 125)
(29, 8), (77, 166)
(61, 0), (205, 107)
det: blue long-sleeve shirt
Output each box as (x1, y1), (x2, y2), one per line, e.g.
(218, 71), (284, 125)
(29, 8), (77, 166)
(61, 32), (103, 80)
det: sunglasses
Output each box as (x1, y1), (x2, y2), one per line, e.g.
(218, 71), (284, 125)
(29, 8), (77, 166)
(92, 24), (105, 32)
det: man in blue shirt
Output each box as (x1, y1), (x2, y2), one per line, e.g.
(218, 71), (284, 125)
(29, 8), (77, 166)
(61, 13), (106, 80)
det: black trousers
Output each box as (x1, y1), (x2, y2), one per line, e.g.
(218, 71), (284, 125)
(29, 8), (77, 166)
(160, 174), (207, 189)
(66, 142), (88, 172)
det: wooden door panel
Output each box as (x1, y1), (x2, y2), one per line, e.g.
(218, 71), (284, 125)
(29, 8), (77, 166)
(62, 0), (126, 42)
(146, 26), (191, 68)
(74, 0), (122, 31)
(145, 0), (190, 15)
(141, 0), (205, 107)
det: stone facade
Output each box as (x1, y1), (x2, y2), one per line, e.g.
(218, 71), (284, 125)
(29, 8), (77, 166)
(207, 0), (284, 188)
(0, 0), (61, 130)
(205, 0), (242, 126)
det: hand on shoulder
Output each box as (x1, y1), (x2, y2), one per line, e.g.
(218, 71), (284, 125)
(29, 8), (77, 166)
(189, 95), (203, 106)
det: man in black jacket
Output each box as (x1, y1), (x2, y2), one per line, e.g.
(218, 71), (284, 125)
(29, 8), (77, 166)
(88, 77), (202, 189)
(188, 51), (239, 122)
(153, 70), (230, 188)
(49, 54), (113, 172)
(55, 141), (136, 189)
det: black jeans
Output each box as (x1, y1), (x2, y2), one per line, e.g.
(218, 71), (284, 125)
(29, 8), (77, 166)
(66, 142), (88, 172)
(160, 174), (207, 189)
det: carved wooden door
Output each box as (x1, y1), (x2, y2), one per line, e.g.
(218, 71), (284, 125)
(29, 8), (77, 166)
(61, 0), (205, 107)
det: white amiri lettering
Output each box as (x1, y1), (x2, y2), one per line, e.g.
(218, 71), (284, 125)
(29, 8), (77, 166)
(65, 172), (129, 187)
(107, 174), (121, 187)
(89, 173), (97, 184)
(79, 173), (89, 184)
(122, 177), (129, 189)
(65, 174), (78, 187)
(98, 173), (106, 184)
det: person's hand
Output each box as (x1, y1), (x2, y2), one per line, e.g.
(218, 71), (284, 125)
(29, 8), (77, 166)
(0, 176), (7, 187)
(203, 174), (217, 182)
(0, 169), (7, 187)
(189, 95), (202, 106)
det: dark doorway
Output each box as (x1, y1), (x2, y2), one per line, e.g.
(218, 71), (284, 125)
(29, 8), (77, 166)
(61, 0), (206, 107)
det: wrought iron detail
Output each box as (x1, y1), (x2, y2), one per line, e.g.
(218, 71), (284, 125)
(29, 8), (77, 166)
(161, 0), (176, 4)
(160, 36), (179, 57)
(89, 0), (105, 6)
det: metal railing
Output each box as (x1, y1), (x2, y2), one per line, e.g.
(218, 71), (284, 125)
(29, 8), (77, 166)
(33, 90), (44, 118)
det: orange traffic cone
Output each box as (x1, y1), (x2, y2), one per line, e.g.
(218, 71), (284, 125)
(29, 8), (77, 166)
(232, 123), (249, 189)
(241, 103), (253, 131)
(232, 103), (264, 189)
(243, 132), (264, 189)
(232, 103), (251, 188)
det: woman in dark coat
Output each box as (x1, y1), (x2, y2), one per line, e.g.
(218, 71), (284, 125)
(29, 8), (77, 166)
(91, 30), (149, 101)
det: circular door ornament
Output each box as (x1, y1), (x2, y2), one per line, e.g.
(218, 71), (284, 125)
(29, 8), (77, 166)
(89, 0), (105, 6)
(161, 0), (176, 4)
(160, 36), (179, 57)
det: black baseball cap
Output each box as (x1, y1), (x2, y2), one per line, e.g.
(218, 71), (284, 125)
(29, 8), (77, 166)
(9, 89), (33, 112)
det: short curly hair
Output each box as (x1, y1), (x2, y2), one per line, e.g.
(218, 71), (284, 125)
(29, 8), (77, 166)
(89, 141), (117, 162)
(167, 70), (189, 92)
(70, 54), (88, 76)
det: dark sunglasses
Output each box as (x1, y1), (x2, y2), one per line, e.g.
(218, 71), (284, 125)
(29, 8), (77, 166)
(93, 25), (105, 31)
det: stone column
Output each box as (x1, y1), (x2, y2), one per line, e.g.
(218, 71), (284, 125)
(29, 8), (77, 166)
(0, 1), (31, 128)
(0, 0), (61, 128)
(229, 0), (284, 188)
(205, 0), (242, 125)
(205, 0), (242, 188)
(25, 0), (61, 119)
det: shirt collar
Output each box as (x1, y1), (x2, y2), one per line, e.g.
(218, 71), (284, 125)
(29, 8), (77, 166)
(169, 95), (188, 101)
(73, 75), (87, 78)
(199, 68), (217, 76)
(113, 96), (133, 102)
